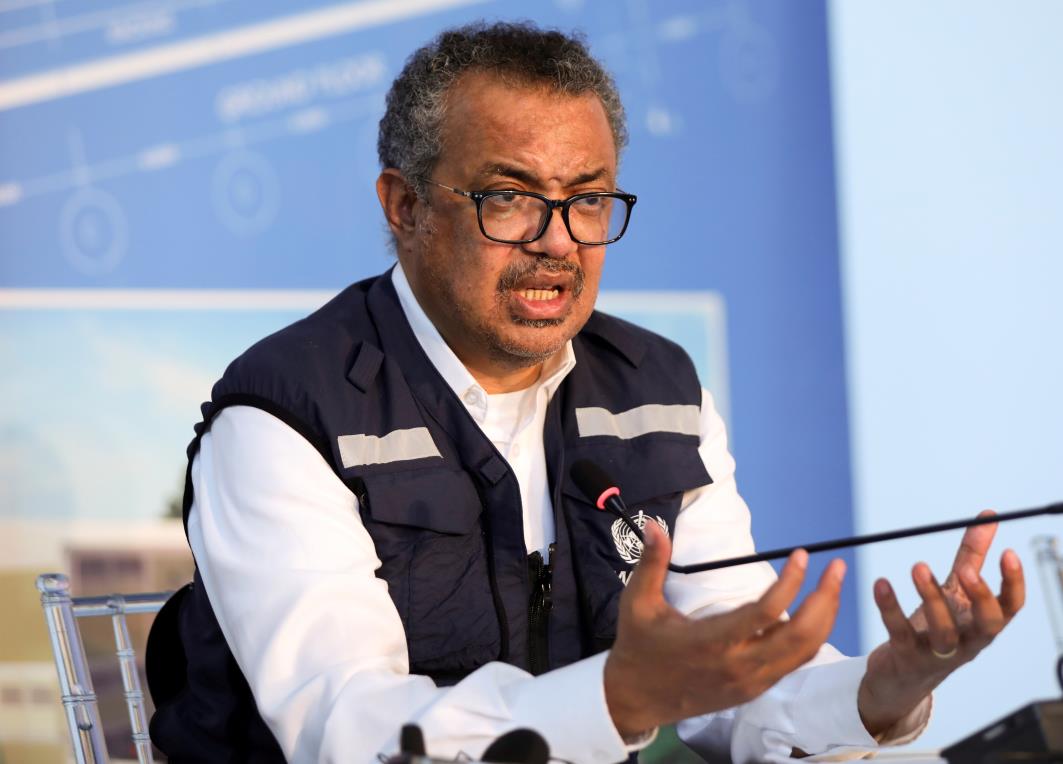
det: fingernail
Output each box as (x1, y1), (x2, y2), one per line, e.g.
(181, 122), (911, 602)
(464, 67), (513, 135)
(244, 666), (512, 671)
(642, 524), (657, 549)
(1004, 550), (1020, 570)
(961, 566), (978, 585)
(832, 559), (847, 581)
(793, 549), (808, 570)
(874, 579), (891, 598)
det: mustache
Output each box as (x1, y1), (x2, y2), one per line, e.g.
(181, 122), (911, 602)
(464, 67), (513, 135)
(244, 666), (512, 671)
(496, 259), (585, 297)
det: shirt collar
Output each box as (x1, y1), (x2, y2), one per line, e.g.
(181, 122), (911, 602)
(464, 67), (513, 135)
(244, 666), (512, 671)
(390, 263), (576, 422)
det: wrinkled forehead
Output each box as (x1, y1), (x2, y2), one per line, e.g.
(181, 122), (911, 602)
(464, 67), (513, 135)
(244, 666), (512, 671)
(435, 70), (618, 180)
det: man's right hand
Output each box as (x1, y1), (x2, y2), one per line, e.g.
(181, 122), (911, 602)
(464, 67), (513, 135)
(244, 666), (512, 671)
(603, 521), (847, 738)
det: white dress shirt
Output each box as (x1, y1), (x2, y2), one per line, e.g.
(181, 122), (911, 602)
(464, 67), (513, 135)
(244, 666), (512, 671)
(187, 264), (930, 763)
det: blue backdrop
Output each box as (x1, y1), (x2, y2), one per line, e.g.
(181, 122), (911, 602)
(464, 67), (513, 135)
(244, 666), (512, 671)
(0, 0), (858, 652)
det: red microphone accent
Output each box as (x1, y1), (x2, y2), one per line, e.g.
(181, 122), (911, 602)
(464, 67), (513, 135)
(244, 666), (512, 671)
(595, 486), (620, 510)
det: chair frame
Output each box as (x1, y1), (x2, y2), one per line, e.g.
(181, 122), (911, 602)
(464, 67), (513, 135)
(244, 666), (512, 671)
(36, 572), (173, 764)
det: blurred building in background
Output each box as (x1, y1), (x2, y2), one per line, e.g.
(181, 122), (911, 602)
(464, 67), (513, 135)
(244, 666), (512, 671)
(0, 520), (191, 763)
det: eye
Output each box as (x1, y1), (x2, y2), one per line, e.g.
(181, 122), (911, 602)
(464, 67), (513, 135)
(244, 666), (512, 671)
(571, 195), (612, 215)
(482, 191), (531, 215)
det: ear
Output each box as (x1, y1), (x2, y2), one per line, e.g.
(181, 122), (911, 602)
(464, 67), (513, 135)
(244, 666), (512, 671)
(376, 169), (420, 249)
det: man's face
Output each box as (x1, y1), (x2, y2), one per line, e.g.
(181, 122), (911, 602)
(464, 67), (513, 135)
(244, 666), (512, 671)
(396, 71), (618, 383)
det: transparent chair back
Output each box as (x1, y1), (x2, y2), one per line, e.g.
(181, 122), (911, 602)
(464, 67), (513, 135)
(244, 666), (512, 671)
(1032, 535), (1063, 692)
(36, 572), (173, 764)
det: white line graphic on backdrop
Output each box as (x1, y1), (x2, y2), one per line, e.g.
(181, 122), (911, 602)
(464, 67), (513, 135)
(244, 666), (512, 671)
(0, 0), (487, 112)
(0, 0), (229, 49)
(0, 289), (337, 310)
(0, 87), (382, 207)
(0, 0), (63, 13)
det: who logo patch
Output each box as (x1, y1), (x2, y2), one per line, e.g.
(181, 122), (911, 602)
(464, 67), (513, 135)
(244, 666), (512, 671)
(611, 510), (670, 564)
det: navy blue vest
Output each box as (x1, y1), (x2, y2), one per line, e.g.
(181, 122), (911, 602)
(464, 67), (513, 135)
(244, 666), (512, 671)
(148, 271), (711, 761)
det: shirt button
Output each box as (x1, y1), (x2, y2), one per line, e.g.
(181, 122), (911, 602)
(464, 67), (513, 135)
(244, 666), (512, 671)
(463, 389), (479, 406)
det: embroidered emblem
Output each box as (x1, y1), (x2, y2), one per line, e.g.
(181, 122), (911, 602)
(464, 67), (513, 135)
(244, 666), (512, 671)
(611, 510), (669, 564)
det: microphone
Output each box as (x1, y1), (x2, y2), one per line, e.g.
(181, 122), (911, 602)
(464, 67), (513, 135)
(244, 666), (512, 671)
(399, 724), (426, 757)
(571, 458), (687, 572)
(570, 459), (645, 539)
(481, 728), (550, 764)
(569, 458), (1063, 573)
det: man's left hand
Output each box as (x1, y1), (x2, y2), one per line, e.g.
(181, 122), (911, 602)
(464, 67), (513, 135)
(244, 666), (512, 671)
(857, 510), (1026, 736)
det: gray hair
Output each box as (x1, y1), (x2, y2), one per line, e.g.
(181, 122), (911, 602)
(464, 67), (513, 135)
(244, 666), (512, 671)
(378, 21), (628, 198)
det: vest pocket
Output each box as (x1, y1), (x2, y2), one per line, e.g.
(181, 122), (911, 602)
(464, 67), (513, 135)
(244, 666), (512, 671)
(561, 440), (711, 648)
(358, 467), (502, 678)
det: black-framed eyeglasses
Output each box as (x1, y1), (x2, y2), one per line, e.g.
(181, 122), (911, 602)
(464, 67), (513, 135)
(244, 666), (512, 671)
(423, 178), (637, 246)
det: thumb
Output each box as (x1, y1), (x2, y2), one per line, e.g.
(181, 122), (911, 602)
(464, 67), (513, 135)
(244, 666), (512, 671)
(622, 521), (672, 608)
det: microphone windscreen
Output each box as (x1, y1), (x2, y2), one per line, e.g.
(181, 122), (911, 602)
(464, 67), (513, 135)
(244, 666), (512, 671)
(481, 728), (550, 764)
(399, 723), (426, 756)
(570, 459), (616, 504)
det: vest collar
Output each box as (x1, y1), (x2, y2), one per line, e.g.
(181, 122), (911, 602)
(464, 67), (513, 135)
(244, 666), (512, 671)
(577, 311), (648, 369)
(365, 267), (455, 419)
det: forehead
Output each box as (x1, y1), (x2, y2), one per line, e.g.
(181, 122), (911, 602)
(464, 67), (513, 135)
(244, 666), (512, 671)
(437, 71), (617, 181)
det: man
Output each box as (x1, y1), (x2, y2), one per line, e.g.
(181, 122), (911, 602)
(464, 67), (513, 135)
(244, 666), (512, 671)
(148, 22), (1025, 763)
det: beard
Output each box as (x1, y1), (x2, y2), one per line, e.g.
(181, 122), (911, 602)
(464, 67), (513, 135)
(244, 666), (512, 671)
(483, 257), (588, 362)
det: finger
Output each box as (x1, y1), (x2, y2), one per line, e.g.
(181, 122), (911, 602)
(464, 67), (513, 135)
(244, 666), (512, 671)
(720, 549), (809, 635)
(948, 510), (998, 581)
(997, 549), (1026, 619)
(912, 563), (959, 654)
(957, 565), (1005, 640)
(758, 558), (845, 662)
(756, 549), (810, 620)
(873, 578), (919, 648)
(621, 520), (672, 616)
(788, 558), (846, 632)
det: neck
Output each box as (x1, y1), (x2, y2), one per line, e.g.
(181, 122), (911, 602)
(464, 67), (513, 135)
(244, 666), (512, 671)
(462, 356), (545, 394)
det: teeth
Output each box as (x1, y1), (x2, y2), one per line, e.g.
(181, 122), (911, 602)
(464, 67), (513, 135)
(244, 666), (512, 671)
(521, 288), (559, 301)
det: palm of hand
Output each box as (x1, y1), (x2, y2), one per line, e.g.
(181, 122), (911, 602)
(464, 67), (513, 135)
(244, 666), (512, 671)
(858, 513), (1025, 736)
(867, 574), (972, 687)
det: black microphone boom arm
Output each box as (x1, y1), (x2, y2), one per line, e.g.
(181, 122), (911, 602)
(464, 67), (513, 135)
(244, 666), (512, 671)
(569, 456), (1062, 574)
(672, 502), (1063, 573)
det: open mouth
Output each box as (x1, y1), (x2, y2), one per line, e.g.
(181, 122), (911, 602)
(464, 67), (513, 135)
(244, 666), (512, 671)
(519, 287), (561, 301)
(507, 272), (573, 300)
(498, 263), (584, 322)
(506, 276), (572, 321)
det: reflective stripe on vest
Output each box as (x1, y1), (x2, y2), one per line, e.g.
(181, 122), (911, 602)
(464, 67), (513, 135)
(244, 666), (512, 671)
(337, 427), (441, 467)
(575, 403), (699, 440)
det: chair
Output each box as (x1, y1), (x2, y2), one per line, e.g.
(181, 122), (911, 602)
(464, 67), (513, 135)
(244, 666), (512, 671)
(36, 572), (174, 764)
(1033, 535), (1063, 692)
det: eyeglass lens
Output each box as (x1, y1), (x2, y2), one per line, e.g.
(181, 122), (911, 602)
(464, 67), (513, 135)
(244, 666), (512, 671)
(480, 193), (627, 244)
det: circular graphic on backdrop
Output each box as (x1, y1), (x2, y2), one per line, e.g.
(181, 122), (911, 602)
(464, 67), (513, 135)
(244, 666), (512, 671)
(59, 187), (129, 276)
(645, 105), (684, 137)
(211, 150), (281, 236)
(718, 23), (779, 104)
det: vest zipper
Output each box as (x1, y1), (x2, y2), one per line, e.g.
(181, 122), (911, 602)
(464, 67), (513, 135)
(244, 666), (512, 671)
(527, 543), (555, 675)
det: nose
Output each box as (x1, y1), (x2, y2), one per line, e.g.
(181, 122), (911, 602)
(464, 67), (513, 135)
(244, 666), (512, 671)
(523, 205), (579, 259)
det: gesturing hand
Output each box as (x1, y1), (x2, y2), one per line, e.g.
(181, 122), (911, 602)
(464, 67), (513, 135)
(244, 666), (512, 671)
(858, 511), (1026, 736)
(604, 522), (848, 738)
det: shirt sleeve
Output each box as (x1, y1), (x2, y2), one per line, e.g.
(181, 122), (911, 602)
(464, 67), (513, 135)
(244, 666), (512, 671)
(187, 405), (633, 764)
(669, 389), (931, 763)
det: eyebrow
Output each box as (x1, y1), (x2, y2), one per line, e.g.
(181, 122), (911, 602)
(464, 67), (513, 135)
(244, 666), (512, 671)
(474, 163), (610, 188)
